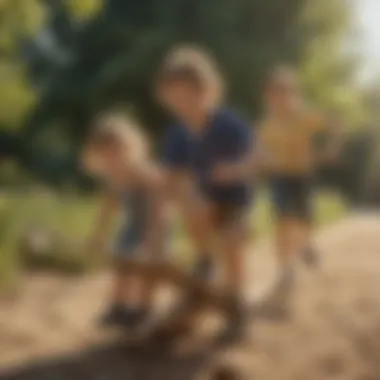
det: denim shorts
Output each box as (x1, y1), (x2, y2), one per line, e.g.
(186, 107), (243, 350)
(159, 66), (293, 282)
(111, 225), (169, 260)
(270, 175), (313, 221)
(111, 224), (145, 259)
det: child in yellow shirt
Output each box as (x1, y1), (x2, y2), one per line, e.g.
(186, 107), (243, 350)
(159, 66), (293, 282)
(212, 66), (340, 302)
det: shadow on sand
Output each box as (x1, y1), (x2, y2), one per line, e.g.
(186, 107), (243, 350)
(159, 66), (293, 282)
(1, 336), (227, 380)
(1, 306), (290, 380)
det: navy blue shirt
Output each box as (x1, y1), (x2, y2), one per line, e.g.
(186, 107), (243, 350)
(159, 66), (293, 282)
(162, 108), (253, 205)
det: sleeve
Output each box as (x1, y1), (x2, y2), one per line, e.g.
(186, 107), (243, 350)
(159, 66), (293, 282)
(220, 113), (253, 161)
(161, 126), (190, 169)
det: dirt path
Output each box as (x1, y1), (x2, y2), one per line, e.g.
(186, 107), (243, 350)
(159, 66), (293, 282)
(1, 214), (380, 380)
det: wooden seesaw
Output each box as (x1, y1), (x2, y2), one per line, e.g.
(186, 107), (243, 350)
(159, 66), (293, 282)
(116, 259), (257, 345)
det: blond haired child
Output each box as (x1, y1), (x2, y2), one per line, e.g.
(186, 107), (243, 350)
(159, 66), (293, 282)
(83, 113), (166, 328)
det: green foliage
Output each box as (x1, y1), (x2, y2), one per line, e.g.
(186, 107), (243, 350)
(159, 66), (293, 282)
(0, 0), (371, 195)
(65, 0), (103, 21)
(0, 192), (97, 290)
(0, 0), (44, 130)
(299, 0), (367, 127)
(358, 80), (380, 203)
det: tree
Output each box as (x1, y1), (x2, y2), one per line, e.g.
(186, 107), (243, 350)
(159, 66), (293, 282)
(299, 0), (367, 127)
(0, 0), (365, 189)
(359, 79), (380, 203)
(0, 0), (43, 130)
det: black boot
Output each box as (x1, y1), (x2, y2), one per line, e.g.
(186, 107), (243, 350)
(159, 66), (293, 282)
(218, 294), (246, 345)
(99, 305), (141, 329)
(302, 245), (319, 268)
(193, 256), (213, 281)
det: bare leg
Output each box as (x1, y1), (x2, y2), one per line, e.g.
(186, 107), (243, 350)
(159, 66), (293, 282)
(218, 219), (247, 297)
(112, 264), (135, 305)
(217, 210), (249, 342)
(298, 219), (319, 267)
(136, 275), (155, 313)
(159, 199), (216, 334)
(100, 266), (136, 327)
(183, 198), (216, 281)
(263, 217), (298, 308)
(275, 217), (299, 267)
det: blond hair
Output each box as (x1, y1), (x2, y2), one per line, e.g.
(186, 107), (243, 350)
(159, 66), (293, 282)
(82, 112), (148, 176)
(160, 45), (224, 107)
(267, 65), (300, 91)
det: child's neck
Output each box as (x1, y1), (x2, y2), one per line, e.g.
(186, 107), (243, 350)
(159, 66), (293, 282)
(182, 106), (215, 134)
(270, 99), (303, 119)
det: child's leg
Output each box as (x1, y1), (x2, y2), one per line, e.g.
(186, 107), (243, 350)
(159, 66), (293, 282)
(160, 199), (216, 334)
(274, 217), (299, 268)
(215, 205), (248, 298)
(214, 204), (249, 341)
(111, 264), (135, 306)
(100, 260), (137, 327)
(135, 274), (155, 314)
(118, 247), (156, 320)
(183, 198), (216, 281)
(133, 229), (168, 318)
(268, 177), (317, 305)
(272, 176), (316, 264)
(271, 178), (298, 269)
(292, 177), (319, 266)
(265, 178), (303, 305)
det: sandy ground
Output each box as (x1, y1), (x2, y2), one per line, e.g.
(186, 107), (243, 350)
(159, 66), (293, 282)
(0, 214), (380, 380)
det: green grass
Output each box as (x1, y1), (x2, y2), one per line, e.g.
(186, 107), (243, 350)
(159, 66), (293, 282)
(0, 193), (98, 290)
(0, 190), (347, 291)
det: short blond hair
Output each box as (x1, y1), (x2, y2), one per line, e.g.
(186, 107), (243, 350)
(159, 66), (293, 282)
(159, 45), (224, 107)
(267, 65), (300, 92)
(82, 112), (148, 175)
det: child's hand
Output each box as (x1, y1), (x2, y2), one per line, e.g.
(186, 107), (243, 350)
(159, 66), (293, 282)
(211, 163), (239, 183)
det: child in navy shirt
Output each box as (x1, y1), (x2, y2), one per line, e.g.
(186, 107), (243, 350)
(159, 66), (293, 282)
(156, 46), (254, 329)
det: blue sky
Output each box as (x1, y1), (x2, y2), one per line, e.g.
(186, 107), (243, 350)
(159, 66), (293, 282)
(357, 0), (380, 81)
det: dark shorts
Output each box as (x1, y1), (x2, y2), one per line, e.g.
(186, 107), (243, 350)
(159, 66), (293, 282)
(112, 225), (169, 261)
(269, 175), (313, 221)
(112, 225), (145, 259)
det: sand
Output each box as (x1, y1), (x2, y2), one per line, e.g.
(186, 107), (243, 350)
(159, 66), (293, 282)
(1, 214), (380, 380)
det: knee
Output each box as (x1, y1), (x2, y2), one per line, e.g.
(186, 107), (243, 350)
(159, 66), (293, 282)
(185, 207), (213, 236)
(220, 230), (245, 257)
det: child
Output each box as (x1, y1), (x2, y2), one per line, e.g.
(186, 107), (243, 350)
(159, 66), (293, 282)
(82, 113), (166, 328)
(156, 46), (254, 327)
(213, 66), (340, 300)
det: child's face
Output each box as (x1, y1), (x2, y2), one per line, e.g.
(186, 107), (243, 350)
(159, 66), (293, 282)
(265, 82), (298, 112)
(158, 80), (204, 119)
(88, 142), (125, 175)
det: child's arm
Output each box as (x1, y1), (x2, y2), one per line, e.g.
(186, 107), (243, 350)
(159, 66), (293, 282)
(85, 188), (120, 259)
(211, 135), (260, 183)
(319, 115), (342, 164)
(311, 112), (342, 165)
(211, 122), (268, 184)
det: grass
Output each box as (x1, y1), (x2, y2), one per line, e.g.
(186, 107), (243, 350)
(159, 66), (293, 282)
(0, 190), (347, 291)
